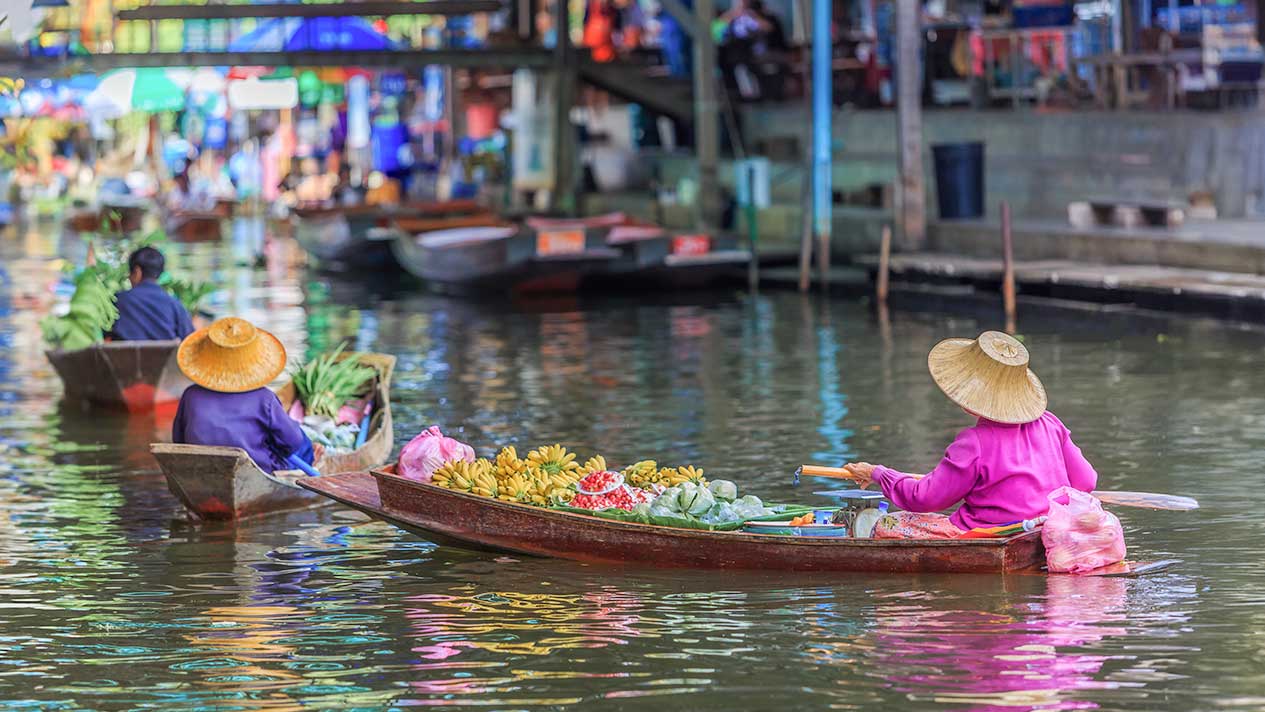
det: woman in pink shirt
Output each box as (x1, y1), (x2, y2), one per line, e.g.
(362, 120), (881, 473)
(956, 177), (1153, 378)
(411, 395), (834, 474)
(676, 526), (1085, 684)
(844, 331), (1098, 539)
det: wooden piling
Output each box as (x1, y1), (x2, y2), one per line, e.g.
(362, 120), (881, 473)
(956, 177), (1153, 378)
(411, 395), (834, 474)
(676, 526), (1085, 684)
(876, 224), (891, 303)
(1001, 201), (1016, 333)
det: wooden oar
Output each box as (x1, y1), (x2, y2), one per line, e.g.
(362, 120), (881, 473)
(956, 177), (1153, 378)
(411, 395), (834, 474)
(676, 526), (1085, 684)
(795, 464), (1199, 511)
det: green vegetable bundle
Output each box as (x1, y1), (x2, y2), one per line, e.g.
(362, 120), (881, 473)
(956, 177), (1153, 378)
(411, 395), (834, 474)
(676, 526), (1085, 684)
(159, 275), (215, 314)
(40, 270), (119, 351)
(291, 343), (376, 418)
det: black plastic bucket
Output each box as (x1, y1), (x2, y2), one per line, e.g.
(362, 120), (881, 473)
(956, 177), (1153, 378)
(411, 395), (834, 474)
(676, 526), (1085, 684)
(932, 142), (985, 219)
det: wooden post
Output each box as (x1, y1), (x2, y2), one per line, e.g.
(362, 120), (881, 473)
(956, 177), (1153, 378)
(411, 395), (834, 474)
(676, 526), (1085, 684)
(549, 0), (576, 214)
(1001, 200), (1016, 333)
(797, 168), (813, 292)
(795, 0), (813, 293)
(895, 0), (926, 249)
(876, 224), (891, 303)
(745, 162), (760, 289)
(693, 0), (720, 231)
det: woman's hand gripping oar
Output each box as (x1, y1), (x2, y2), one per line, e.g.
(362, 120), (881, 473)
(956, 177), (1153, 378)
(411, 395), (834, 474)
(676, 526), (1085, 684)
(794, 464), (1200, 511)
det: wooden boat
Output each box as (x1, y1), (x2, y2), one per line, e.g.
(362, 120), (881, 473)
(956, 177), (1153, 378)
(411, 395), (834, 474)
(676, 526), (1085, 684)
(170, 214), (223, 243)
(46, 340), (190, 413)
(299, 466), (1045, 573)
(153, 353), (396, 521)
(392, 212), (751, 294)
(292, 200), (486, 271)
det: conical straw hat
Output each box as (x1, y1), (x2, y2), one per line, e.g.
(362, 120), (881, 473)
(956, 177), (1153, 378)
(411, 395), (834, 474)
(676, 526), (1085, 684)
(927, 330), (1047, 424)
(177, 317), (287, 393)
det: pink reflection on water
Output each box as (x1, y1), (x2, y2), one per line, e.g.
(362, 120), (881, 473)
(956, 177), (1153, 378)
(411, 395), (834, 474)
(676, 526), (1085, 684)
(870, 576), (1131, 711)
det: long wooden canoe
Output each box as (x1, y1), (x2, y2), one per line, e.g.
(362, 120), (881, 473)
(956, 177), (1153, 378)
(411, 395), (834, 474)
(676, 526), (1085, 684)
(391, 222), (627, 294)
(153, 353), (396, 521)
(298, 466), (1046, 573)
(292, 200), (486, 271)
(47, 340), (191, 413)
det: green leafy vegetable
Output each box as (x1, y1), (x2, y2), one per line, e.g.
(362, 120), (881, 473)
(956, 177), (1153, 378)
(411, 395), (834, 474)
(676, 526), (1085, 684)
(159, 275), (215, 314)
(41, 269), (119, 350)
(291, 343), (376, 418)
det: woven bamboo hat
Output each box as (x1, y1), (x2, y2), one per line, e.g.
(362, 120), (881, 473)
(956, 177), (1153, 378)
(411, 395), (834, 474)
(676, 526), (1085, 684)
(927, 330), (1047, 424)
(177, 317), (287, 393)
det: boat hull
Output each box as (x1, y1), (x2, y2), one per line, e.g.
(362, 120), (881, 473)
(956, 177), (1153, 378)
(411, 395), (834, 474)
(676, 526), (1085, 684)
(292, 213), (397, 271)
(47, 340), (190, 413)
(292, 201), (486, 271)
(300, 469), (1047, 573)
(153, 353), (396, 520)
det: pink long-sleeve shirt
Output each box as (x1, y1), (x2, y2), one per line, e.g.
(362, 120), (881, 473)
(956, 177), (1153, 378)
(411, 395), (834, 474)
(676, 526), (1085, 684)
(872, 411), (1098, 531)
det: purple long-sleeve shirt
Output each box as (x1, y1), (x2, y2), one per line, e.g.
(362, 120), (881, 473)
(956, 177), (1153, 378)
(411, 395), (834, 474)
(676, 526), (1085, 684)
(172, 385), (314, 473)
(872, 411), (1098, 531)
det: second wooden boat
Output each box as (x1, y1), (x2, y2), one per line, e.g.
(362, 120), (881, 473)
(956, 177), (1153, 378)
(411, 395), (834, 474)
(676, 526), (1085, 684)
(46, 340), (190, 413)
(170, 214), (223, 243)
(153, 353), (396, 521)
(299, 466), (1046, 573)
(293, 200), (486, 271)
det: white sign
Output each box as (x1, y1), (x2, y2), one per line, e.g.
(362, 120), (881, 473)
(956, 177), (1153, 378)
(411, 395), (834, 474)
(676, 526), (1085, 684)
(227, 78), (298, 110)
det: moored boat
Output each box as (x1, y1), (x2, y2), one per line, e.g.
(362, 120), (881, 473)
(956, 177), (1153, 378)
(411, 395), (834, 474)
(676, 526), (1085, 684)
(46, 339), (190, 413)
(299, 466), (1046, 573)
(153, 353), (396, 521)
(292, 200), (487, 271)
(170, 214), (223, 243)
(391, 212), (752, 295)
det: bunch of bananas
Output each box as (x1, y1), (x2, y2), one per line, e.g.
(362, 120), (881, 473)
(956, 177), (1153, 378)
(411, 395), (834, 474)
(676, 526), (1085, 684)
(623, 461), (708, 489)
(40, 272), (120, 351)
(432, 459), (495, 495)
(434, 444), (585, 507)
(581, 455), (607, 474)
(526, 444), (582, 477)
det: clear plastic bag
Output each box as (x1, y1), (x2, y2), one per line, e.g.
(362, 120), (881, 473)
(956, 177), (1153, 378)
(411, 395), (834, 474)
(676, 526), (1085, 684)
(1041, 486), (1127, 574)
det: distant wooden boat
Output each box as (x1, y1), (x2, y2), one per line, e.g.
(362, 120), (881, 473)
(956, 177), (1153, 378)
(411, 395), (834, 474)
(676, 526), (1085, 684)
(170, 214), (223, 242)
(292, 200), (486, 271)
(392, 223), (625, 294)
(300, 467), (1046, 573)
(46, 340), (190, 413)
(153, 353), (396, 521)
(65, 199), (150, 235)
(392, 215), (749, 294)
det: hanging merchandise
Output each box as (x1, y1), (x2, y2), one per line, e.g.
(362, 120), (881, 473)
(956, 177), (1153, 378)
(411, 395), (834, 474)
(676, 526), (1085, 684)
(298, 70), (322, 108)
(321, 81), (345, 105)
(371, 96), (406, 174)
(203, 116), (227, 150)
(346, 74), (370, 149)
(296, 110), (319, 158)
(421, 65), (444, 123)
(379, 71), (407, 96)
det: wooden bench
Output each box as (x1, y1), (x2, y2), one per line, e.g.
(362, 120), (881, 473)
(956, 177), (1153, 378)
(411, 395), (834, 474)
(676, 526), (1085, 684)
(1068, 198), (1186, 229)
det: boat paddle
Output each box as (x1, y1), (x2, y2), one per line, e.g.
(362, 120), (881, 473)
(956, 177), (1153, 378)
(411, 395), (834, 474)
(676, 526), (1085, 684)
(261, 454), (323, 490)
(794, 464), (1200, 512)
(354, 397), (374, 449)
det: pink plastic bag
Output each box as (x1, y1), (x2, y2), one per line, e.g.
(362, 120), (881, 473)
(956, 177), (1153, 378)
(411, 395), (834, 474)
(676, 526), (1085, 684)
(1042, 486), (1127, 574)
(397, 426), (475, 483)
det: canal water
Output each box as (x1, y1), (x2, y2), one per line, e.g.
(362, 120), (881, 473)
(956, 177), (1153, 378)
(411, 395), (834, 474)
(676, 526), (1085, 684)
(0, 224), (1259, 710)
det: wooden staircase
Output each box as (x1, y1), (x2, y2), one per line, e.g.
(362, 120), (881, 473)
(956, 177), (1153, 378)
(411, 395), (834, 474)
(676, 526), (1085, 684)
(578, 57), (695, 124)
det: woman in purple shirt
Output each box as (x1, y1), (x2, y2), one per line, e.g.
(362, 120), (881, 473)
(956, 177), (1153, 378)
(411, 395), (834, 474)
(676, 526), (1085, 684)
(172, 317), (317, 473)
(844, 331), (1098, 539)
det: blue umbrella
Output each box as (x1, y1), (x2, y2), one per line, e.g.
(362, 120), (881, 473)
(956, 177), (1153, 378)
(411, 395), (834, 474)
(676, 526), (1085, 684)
(228, 17), (399, 52)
